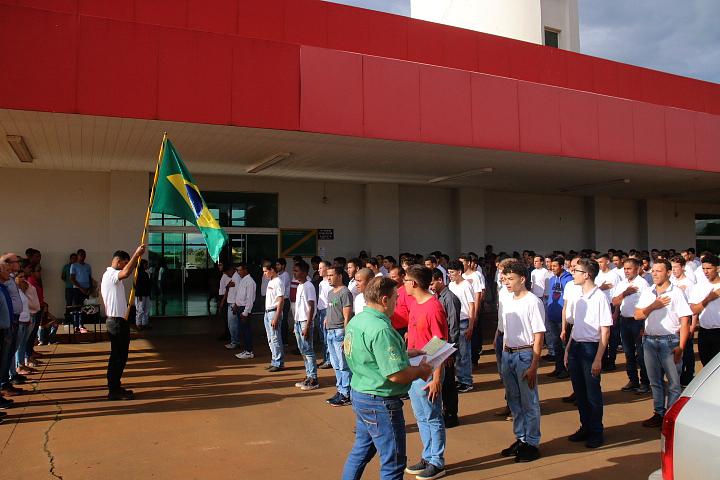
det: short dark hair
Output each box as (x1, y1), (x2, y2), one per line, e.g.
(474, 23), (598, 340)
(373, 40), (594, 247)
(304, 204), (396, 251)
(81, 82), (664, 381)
(113, 250), (130, 261)
(347, 257), (362, 268)
(69, 252), (78, 259)
(334, 256), (347, 266)
(364, 276), (397, 304)
(405, 265), (432, 290)
(623, 257), (641, 267)
(424, 255), (438, 265)
(276, 258), (286, 267)
(552, 256), (565, 265)
(502, 262), (528, 278)
(77, 249), (86, 255)
(390, 266), (405, 277)
(702, 254), (720, 267)
(295, 260), (310, 274)
(670, 255), (686, 266)
(447, 260), (463, 272)
(597, 253), (610, 261)
(654, 258), (672, 272)
(236, 262), (248, 269)
(431, 268), (444, 281)
(262, 260), (277, 271)
(365, 258), (379, 268)
(577, 258), (599, 280)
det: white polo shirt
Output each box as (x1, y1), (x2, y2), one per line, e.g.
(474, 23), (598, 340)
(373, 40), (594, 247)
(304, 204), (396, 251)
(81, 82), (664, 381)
(463, 270), (486, 292)
(449, 279), (475, 321)
(612, 275), (649, 318)
(530, 267), (551, 298)
(317, 279), (331, 310)
(595, 268), (623, 304)
(101, 267), (127, 318)
(670, 275), (695, 299)
(265, 276), (283, 311)
(294, 281), (316, 323)
(496, 286), (512, 333)
(562, 282), (582, 324)
(353, 292), (366, 314)
(689, 281), (720, 329)
(569, 287), (613, 342)
(502, 292), (546, 348)
(636, 284), (693, 336)
(226, 271), (241, 305)
(695, 267), (711, 287)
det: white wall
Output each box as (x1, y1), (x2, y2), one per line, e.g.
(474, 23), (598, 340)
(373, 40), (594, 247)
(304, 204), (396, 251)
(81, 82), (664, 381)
(0, 168), (148, 317)
(540, 0), (580, 51)
(399, 185), (456, 255)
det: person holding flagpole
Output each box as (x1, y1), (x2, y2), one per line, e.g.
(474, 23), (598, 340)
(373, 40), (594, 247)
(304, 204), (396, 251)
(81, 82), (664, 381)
(101, 245), (146, 401)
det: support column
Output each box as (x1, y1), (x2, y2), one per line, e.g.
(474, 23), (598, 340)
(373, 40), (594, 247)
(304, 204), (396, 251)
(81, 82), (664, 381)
(364, 183), (400, 256)
(456, 188), (485, 255)
(109, 170), (150, 252)
(643, 199), (666, 250)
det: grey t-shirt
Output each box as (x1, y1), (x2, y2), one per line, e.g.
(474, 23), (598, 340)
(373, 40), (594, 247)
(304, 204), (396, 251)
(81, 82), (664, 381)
(326, 287), (353, 330)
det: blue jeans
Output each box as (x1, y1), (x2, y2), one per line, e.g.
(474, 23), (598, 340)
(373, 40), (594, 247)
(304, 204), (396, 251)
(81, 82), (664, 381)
(315, 309), (329, 362)
(568, 341), (604, 438)
(545, 319), (566, 373)
(228, 305), (240, 346)
(409, 376), (446, 468)
(263, 311), (284, 367)
(15, 321), (32, 368)
(342, 390), (406, 480)
(643, 335), (682, 416)
(620, 316), (648, 385)
(456, 319), (472, 385)
(39, 323), (57, 344)
(327, 328), (351, 396)
(294, 321), (317, 379)
(502, 349), (542, 447)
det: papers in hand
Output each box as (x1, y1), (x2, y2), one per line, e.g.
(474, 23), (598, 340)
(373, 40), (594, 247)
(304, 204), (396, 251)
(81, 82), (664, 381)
(409, 336), (456, 370)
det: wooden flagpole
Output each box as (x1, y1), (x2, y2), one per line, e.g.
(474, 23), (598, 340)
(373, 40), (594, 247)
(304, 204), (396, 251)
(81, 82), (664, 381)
(125, 132), (167, 321)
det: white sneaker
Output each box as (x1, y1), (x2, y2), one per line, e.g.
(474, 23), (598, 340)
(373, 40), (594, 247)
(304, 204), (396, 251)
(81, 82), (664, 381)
(224, 343), (238, 350)
(295, 377), (309, 388)
(235, 351), (255, 359)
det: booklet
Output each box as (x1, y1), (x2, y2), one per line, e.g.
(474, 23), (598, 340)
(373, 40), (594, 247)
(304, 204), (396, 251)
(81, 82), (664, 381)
(409, 336), (457, 370)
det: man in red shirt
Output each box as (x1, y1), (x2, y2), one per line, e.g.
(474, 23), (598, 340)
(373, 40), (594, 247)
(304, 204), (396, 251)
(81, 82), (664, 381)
(389, 266), (413, 338)
(404, 265), (448, 480)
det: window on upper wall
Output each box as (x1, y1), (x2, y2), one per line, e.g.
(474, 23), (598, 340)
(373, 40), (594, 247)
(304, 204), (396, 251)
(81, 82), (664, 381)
(544, 28), (560, 48)
(696, 214), (720, 254)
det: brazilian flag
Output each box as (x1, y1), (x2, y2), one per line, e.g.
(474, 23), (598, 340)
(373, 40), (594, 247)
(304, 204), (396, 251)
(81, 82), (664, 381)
(151, 138), (228, 262)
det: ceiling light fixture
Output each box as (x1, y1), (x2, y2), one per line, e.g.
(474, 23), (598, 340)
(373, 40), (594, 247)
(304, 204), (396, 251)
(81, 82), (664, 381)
(246, 152), (291, 174)
(7, 135), (34, 163)
(428, 167), (493, 184)
(558, 178), (630, 193)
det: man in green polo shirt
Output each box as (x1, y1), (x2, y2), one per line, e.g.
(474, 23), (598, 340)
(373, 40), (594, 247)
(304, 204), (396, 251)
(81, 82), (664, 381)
(342, 277), (432, 480)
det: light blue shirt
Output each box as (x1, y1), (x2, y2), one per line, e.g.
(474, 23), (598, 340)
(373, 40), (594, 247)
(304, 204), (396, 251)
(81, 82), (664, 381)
(4, 276), (22, 316)
(70, 262), (92, 288)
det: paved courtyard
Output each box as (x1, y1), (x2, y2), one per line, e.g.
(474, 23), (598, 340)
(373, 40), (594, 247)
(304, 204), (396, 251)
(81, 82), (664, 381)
(0, 332), (662, 479)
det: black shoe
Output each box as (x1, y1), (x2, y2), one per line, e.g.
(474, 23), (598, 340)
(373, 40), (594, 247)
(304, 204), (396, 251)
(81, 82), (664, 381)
(326, 392), (341, 404)
(457, 383), (473, 393)
(405, 459), (428, 475)
(515, 442), (540, 462)
(568, 428), (589, 442)
(621, 381), (639, 392)
(108, 390), (135, 401)
(267, 366), (284, 372)
(602, 363), (616, 372)
(444, 414), (459, 428)
(642, 413), (663, 428)
(329, 394), (351, 407)
(585, 435), (604, 449)
(501, 439), (522, 457)
(556, 370), (570, 379)
(10, 377), (25, 385)
(0, 397), (14, 409)
(635, 384), (651, 395)
(415, 463), (445, 480)
(120, 388), (135, 396)
(562, 392), (576, 403)
(542, 354), (556, 361)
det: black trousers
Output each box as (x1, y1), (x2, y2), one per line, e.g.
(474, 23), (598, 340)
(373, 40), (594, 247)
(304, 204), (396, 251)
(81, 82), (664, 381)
(106, 317), (130, 393)
(442, 361), (458, 417)
(698, 326), (720, 366)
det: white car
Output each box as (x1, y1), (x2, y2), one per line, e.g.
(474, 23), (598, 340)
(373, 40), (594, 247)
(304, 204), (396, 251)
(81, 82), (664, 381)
(648, 351), (720, 480)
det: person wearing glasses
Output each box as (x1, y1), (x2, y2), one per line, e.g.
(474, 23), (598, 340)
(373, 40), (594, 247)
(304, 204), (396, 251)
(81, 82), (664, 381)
(564, 258), (612, 449)
(0, 253), (27, 398)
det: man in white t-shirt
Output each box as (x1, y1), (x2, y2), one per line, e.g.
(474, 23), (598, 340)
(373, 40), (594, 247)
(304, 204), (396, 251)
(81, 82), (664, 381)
(276, 258), (291, 348)
(346, 258), (361, 299)
(670, 255), (697, 386)
(315, 260), (333, 369)
(563, 258), (612, 449)
(498, 262), (545, 463)
(611, 258), (650, 393)
(292, 261), (319, 390)
(448, 260), (476, 393)
(689, 254), (720, 366)
(461, 253), (485, 363)
(634, 259), (692, 429)
(530, 255), (551, 299)
(353, 268), (373, 314)
(223, 265), (241, 350)
(595, 254), (624, 371)
(232, 263), (257, 360)
(264, 261), (285, 372)
(101, 245), (145, 401)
